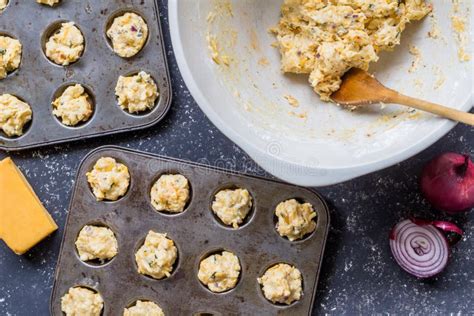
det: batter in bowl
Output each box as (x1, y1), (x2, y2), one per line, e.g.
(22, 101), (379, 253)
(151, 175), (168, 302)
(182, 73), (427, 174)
(258, 263), (303, 305)
(124, 300), (165, 316)
(52, 84), (93, 126)
(86, 157), (130, 201)
(0, 35), (22, 79)
(272, 0), (432, 100)
(107, 12), (148, 58)
(0, 94), (32, 137)
(61, 287), (103, 316)
(45, 22), (84, 66)
(275, 199), (317, 241)
(212, 188), (252, 228)
(37, 0), (60, 5)
(75, 225), (118, 262)
(135, 231), (178, 280)
(115, 71), (159, 114)
(198, 251), (241, 293)
(150, 174), (189, 213)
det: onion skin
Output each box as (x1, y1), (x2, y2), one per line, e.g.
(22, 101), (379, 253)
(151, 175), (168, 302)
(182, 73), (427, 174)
(410, 217), (464, 239)
(421, 153), (474, 214)
(389, 219), (463, 279)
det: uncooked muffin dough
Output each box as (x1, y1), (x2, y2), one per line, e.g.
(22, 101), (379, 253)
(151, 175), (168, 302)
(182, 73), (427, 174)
(0, 35), (22, 79)
(115, 71), (159, 113)
(61, 287), (103, 316)
(75, 225), (118, 262)
(86, 157), (130, 201)
(45, 22), (84, 65)
(0, 0), (7, 13)
(212, 188), (252, 228)
(258, 263), (302, 305)
(272, 0), (432, 100)
(135, 231), (177, 280)
(52, 84), (93, 126)
(123, 300), (165, 316)
(275, 199), (316, 241)
(107, 12), (148, 58)
(198, 251), (241, 293)
(150, 174), (189, 213)
(0, 94), (32, 137)
(37, 0), (60, 5)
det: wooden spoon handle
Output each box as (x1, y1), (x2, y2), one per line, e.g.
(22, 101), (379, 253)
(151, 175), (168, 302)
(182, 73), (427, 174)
(388, 93), (474, 126)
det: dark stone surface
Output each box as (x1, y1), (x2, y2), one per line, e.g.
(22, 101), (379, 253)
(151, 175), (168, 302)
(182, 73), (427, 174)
(0, 1), (472, 315)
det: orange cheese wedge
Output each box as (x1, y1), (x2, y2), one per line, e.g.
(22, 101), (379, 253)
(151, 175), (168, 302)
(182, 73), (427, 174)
(0, 157), (58, 255)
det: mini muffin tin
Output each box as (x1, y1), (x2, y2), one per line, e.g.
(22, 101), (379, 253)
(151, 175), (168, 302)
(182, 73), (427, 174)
(50, 146), (330, 315)
(0, 1), (171, 151)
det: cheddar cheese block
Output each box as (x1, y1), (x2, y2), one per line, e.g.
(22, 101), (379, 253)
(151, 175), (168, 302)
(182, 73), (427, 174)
(0, 157), (57, 255)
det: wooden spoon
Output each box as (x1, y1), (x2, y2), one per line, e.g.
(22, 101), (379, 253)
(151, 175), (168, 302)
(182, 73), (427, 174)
(331, 68), (474, 126)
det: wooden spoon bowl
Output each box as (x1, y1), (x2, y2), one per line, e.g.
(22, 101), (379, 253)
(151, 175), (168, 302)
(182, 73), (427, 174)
(331, 68), (474, 126)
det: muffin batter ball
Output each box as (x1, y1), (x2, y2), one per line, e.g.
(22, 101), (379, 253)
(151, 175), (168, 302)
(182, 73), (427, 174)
(135, 231), (177, 280)
(107, 12), (148, 58)
(0, 35), (22, 79)
(150, 174), (189, 213)
(124, 300), (164, 316)
(198, 251), (241, 293)
(61, 287), (103, 316)
(0, 0), (7, 12)
(37, 0), (60, 6)
(75, 225), (118, 262)
(86, 157), (130, 201)
(258, 263), (302, 305)
(0, 94), (32, 137)
(212, 188), (252, 228)
(52, 84), (93, 126)
(45, 22), (84, 66)
(272, 0), (432, 100)
(275, 199), (316, 241)
(115, 71), (159, 113)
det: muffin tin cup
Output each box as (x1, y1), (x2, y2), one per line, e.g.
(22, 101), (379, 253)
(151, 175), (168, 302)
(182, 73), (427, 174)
(50, 146), (330, 315)
(0, 1), (171, 151)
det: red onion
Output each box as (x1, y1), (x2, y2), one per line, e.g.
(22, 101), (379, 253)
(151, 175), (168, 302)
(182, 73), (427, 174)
(389, 218), (463, 278)
(421, 153), (474, 213)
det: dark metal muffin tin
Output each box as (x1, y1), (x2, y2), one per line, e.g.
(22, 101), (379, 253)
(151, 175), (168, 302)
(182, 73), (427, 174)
(50, 146), (330, 315)
(0, 1), (171, 151)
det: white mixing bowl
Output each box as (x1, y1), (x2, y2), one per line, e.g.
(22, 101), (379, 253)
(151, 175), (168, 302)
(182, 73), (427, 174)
(169, 0), (473, 186)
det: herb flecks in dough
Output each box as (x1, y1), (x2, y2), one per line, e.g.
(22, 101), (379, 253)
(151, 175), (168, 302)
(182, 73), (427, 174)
(52, 84), (93, 126)
(275, 199), (317, 241)
(45, 22), (84, 66)
(135, 231), (177, 280)
(107, 12), (148, 58)
(75, 225), (118, 262)
(272, 0), (432, 101)
(198, 251), (241, 293)
(212, 188), (252, 228)
(258, 263), (303, 305)
(0, 94), (32, 137)
(86, 157), (130, 201)
(61, 287), (103, 316)
(0, 35), (21, 79)
(115, 71), (159, 113)
(150, 174), (189, 213)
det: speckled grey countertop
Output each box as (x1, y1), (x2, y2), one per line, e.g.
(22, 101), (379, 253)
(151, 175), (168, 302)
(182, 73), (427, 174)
(0, 1), (473, 315)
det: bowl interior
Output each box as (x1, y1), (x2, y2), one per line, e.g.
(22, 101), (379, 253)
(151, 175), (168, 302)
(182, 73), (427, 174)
(173, 0), (472, 181)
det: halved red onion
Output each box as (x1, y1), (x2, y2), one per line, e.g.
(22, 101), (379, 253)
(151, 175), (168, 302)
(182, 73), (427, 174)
(389, 218), (463, 278)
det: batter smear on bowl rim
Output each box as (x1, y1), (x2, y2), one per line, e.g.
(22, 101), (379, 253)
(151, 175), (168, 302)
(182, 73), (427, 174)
(271, 0), (432, 101)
